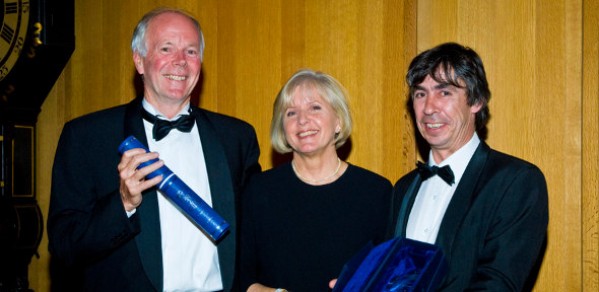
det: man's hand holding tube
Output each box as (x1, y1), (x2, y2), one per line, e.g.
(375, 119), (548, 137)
(117, 148), (164, 212)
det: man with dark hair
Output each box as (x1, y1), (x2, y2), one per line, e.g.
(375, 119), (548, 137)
(389, 42), (548, 290)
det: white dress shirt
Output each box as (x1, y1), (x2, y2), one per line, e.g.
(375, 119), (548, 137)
(142, 100), (223, 292)
(406, 133), (480, 244)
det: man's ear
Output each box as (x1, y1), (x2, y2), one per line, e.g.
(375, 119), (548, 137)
(470, 100), (483, 114)
(133, 52), (144, 74)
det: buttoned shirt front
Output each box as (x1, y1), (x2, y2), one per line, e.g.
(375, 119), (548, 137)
(143, 99), (223, 292)
(406, 133), (480, 244)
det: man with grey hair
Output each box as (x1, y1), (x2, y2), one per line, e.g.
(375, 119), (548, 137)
(48, 7), (260, 291)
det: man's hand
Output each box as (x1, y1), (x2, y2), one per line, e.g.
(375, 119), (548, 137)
(117, 148), (164, 211)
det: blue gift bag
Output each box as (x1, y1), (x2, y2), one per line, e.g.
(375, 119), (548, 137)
(333, 237), (447, 292)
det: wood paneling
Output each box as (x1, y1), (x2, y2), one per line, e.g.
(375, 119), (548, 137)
(583, 0), (599, 290)
(210, 0), (416, 178)
(28, 0), (597, 291)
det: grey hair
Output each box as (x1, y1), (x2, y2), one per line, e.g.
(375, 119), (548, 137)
(131, 7), (205, 61)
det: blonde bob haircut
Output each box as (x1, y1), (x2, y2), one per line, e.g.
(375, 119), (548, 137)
(271, 69), (353, 154)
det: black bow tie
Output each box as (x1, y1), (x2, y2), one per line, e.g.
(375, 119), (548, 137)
(141, 109), (195, 141)
(417, 161), (455, 185)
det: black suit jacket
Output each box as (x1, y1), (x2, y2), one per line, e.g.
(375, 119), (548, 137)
(389, 142), (548, 291)
(48, 97), (261, 291)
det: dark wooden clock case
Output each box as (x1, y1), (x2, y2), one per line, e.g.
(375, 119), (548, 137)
(0, 0), (74, 290)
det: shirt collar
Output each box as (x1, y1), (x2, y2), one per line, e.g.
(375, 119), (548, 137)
(142, 98), (191, 121)
(427, 133), (480, 185)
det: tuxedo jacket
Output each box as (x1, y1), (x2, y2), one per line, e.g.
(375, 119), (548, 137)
(48, 97), (261, 291)
(389, 142), (548, 291)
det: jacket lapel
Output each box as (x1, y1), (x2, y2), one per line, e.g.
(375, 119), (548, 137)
(124, 98), (164, 291)
(435, 143), (490, 260)
(193, 109), (237, 290)
(394, 173), (422, 238)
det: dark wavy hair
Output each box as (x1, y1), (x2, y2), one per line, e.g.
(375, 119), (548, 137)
(406, 42), (491, 130)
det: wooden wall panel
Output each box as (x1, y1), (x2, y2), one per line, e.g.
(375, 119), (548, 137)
(583, 0), (599, 289)
(211, 0), (416, 178)
(30, 72), (67, 292)
(213, 0), (284, 165)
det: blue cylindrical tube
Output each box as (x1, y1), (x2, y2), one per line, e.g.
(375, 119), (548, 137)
(118, 135), (230, 241)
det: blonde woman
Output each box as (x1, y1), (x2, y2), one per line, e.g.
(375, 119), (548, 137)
(239, 69), (391, 292)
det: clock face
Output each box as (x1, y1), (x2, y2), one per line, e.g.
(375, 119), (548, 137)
(0, 0), (29, 82)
